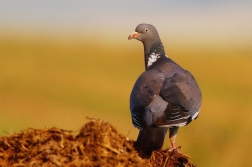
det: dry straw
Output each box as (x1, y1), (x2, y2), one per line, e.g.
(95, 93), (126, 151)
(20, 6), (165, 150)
(0, 118), (195, 167)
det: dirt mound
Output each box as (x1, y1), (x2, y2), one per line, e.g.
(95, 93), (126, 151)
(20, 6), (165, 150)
(0, 118), (195, 167)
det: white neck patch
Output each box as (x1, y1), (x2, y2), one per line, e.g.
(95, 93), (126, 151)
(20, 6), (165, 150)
(147, 52), (160, 67)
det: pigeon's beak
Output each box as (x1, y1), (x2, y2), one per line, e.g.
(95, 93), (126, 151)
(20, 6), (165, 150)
(128, 32), (140, 40)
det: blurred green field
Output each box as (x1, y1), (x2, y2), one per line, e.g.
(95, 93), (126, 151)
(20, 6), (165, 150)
(0, 32), (252, 167)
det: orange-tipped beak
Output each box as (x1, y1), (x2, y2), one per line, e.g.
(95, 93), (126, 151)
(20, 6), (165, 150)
(128, 32), (140, 40)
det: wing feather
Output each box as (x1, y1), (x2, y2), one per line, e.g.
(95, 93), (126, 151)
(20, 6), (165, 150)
(130, 69), (164, 128)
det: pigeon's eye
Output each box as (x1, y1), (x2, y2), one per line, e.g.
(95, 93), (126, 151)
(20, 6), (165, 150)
(145, 28), (148, 32)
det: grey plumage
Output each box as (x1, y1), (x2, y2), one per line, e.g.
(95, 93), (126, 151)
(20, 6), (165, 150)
(128, 23), (202, 153)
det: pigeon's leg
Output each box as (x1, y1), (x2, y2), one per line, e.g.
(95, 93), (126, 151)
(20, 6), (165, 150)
(168, 127), (179, 151)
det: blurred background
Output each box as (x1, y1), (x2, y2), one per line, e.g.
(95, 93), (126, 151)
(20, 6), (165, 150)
(0, 1), (252, 166)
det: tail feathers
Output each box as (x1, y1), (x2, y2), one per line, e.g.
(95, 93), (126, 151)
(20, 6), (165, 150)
(135, 126), (168, 152)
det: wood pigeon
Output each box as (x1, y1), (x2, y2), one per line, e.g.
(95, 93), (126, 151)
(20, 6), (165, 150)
(128, 23), (202, 153)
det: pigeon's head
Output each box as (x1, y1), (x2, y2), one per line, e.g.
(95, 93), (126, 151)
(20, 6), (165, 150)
(128, 23), (161, 44)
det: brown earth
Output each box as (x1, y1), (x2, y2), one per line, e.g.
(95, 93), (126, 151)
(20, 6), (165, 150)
(0, 118), (195, 167)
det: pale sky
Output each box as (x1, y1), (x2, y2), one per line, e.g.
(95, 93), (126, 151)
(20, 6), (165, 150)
(0, 1), (251, 44)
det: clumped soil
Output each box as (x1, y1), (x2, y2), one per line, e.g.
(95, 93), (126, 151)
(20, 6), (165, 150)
(0, 118), (195, 167)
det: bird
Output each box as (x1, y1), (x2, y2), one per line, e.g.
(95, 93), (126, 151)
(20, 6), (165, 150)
(128, 23), (202, 154)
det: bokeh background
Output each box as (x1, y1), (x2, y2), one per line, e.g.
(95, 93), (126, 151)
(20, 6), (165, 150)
(1, 1), (252, 166)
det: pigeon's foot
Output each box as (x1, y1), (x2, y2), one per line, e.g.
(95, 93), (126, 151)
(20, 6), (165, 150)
(168, 146), (181, 152)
